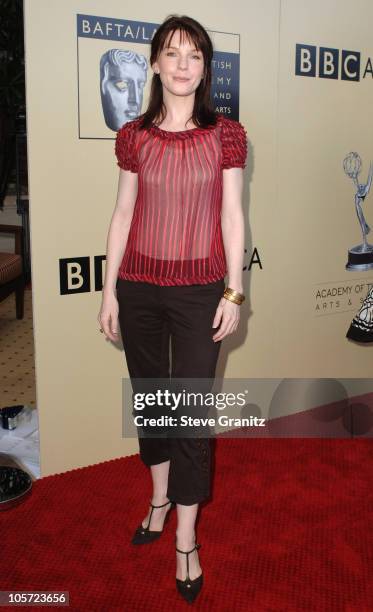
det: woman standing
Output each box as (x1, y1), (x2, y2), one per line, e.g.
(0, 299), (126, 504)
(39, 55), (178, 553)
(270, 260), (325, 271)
(98, 14), (247, 604)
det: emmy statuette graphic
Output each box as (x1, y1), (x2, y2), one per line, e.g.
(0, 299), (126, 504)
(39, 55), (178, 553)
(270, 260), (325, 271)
(343, 152), (373, 271)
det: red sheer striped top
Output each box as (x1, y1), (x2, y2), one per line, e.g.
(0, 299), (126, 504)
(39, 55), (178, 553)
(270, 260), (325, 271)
(114, 113), (247, 286)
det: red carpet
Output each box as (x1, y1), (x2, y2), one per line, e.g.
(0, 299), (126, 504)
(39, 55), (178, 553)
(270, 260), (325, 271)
(1, 438), (373, 611)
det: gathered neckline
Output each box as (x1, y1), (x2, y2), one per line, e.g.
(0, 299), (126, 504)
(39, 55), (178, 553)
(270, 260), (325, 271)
(148, 115), (222, 140)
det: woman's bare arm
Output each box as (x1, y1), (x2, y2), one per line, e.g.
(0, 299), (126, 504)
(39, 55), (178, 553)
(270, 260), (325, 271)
(98, 168), (138, 341)
(220, 167), (245, 293)
(102, 168), (138, 297)
(212, 167), (245, 342)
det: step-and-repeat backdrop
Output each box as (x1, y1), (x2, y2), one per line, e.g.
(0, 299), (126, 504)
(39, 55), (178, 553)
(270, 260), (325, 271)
(24, 0), (373, 475)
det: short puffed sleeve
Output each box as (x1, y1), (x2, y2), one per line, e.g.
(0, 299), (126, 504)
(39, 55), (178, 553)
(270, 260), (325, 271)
(220, 116), (248, 170)
(115, 120), (139, 173)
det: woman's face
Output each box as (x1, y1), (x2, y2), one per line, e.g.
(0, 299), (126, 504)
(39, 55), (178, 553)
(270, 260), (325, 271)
(152, 29), (205, 97)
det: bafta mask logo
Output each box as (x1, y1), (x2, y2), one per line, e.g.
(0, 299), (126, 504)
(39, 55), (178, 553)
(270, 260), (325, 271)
(343, 152), (373, 271)
(100, 49), (148, 132)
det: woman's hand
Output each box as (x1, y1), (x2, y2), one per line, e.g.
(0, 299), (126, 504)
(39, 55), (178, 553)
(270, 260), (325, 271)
(97, 291), (120, 343)
(212, 297), (240, 342)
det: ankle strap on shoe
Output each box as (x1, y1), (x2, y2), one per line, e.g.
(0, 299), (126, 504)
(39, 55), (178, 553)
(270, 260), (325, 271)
(175, 542), (201, 554)
(146, 499), (173, 530)
(150, 499), (172, 508)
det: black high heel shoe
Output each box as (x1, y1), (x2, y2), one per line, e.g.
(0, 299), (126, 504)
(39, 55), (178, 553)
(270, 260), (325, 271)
(131, 499), (175, 545)
(175, 541), (203, 604)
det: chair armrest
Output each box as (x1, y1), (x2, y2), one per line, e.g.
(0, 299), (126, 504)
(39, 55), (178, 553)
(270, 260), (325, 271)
(0, 224), (23, 255)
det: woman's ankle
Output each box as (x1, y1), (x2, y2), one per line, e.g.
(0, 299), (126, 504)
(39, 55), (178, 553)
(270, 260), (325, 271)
(175, 531), (196, 548)
(151, 493), (170, 505)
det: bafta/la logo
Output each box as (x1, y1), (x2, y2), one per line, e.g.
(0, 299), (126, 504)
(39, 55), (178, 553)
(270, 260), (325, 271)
(344, 152), (373, 271)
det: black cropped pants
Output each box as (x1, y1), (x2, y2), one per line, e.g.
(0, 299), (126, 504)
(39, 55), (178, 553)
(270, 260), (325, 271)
(116, 277), (224, 506)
